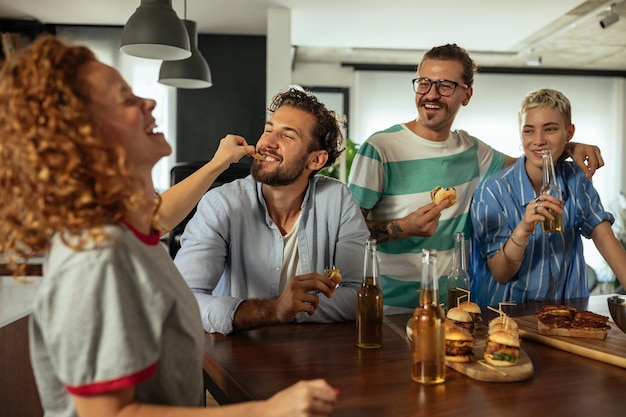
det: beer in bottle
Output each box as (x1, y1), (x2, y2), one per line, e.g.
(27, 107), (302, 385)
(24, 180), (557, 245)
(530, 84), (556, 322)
(541, 149), (564, 233)
(356, 239), (384, 349)
(411, 249), (446, 384)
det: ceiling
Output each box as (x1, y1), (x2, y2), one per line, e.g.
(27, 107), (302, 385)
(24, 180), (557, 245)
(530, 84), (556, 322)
(0, 0), (625, 72)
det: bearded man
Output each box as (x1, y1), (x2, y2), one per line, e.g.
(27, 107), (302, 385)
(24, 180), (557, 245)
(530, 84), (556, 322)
(175, 88), (370, 335)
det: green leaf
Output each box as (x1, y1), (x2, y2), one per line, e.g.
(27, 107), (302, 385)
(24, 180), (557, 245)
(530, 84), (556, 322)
(318, 138), (360, 180)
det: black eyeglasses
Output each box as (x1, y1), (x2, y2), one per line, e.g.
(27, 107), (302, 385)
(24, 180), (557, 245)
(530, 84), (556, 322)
(411, 77), (469, 97)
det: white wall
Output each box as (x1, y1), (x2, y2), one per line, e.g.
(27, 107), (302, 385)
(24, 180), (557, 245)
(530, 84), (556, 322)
(294, 61), (626, 281)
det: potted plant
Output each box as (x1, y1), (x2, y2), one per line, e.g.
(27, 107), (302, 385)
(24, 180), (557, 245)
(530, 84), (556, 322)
(318, 138), (359, 181)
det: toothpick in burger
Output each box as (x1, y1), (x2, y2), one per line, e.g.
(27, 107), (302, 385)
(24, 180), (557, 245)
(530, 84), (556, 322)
(488, 315), (519, 336)
(484, 330), (520, 367)
(458, 301), (483, 331)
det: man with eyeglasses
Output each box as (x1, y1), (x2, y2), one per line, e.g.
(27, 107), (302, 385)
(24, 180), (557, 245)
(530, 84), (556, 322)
(347, 43), (604, 313)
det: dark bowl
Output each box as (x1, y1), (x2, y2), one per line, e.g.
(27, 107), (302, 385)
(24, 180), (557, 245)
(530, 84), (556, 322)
(607, 295), (626, 334)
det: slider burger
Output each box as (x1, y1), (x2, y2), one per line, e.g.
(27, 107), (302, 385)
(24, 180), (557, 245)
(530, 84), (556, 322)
(488, 315), (519, 335)
(489, 315), (518, 331)
(323, 268), (342, 297)
(430, 186), (457, 206)
(488, 322), (519, 336)
(484, 330), (520, 367)
(458, 301), (483, 330)
(445, 326), (474, 363)
(446, 307), (475, 334)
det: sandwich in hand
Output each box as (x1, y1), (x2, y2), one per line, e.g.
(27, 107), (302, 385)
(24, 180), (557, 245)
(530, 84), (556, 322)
(446, 307), (475, 334)
(445, 326), (474, 363)
(458, 301), (483, 330)
(430, 186), (457, 206)
(323, 267), (342, 297)
(484, 330), (520, 367)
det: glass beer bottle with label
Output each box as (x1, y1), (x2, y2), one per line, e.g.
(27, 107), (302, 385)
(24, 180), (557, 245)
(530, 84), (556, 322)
(356, 238), (383, 349)
(540, 149), (564, 233)
(411, 249), (446, 384)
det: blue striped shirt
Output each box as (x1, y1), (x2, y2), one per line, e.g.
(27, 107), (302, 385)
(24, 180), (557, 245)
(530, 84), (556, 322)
(470, 157), (614, 307)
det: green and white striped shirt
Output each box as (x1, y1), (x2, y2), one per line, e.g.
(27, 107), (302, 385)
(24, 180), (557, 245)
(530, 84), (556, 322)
(348, 124), (505, 313)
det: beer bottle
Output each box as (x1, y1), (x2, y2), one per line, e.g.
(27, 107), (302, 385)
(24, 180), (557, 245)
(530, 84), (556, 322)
(356, 238), (384, 349)
(411, 249), (446, 384)
(540, 149), (564, 233)
(446, 232), (470, 310)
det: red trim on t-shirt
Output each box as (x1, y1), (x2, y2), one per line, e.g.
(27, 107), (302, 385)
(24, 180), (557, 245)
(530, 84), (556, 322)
(122, 221), (161, 246)
(65, 363), (157, 396)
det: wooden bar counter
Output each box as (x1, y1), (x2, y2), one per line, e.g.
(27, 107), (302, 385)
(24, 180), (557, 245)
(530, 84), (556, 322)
(203, 295), (625, 416)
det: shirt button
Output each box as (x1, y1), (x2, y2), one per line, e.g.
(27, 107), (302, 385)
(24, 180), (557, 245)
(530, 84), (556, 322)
(275, 266), (280, 272)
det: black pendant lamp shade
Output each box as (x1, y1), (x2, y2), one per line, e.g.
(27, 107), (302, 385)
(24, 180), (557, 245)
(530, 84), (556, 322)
(120, 0), (191, 60)
(158, 20), (212, 89)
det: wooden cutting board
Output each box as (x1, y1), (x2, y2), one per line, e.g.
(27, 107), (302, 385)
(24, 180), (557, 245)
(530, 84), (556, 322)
(515, 315), (626, 368)
(405, 321), (534, 382)
(445, 344), (534, 382)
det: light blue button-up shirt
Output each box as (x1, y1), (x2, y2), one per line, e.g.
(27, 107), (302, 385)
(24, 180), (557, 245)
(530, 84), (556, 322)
(174, 175), (370, 334)
(470, 157), (614, 307)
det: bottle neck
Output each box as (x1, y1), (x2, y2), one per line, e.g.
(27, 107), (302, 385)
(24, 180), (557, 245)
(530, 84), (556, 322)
(451, 235), (467, 272)
(421, 250), (439, 305)
(363, 240), (379, 286)
(541, 152), (554, 187)
(541, 150), (561, 197)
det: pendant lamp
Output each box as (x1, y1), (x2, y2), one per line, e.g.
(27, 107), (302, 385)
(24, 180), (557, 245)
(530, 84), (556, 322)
(158, 19), (212, 89)
(120, 0), (191, 60)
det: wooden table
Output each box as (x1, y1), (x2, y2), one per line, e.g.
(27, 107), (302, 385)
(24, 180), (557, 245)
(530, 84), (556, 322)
(203, 295), (626, 416)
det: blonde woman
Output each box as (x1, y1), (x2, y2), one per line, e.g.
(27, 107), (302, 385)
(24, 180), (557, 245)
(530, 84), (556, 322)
(470, 88), (626, 307)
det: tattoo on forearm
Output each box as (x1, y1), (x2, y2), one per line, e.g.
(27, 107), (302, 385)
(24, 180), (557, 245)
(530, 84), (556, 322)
(360, 207), (403, 243)
(370, 223), (388, 242)
(390, 221), (402, 240)
(367, 220), (403, 244)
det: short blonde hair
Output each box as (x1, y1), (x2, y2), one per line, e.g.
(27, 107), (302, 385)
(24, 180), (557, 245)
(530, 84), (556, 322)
(519, 88), (572, 127)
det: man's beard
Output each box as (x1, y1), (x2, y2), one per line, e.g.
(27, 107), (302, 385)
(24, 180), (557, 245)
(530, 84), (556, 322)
(251, 153), (309, 186)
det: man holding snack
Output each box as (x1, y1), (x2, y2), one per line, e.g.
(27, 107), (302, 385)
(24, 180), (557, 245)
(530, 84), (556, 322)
(348, 44), (603, 313)
(176, 88), (369, 334)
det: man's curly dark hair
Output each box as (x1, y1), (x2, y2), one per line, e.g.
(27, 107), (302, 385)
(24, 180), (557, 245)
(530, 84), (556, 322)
(268, 88), (344, 171)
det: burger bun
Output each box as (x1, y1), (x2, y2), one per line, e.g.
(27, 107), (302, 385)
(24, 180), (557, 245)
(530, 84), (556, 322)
(458, 301), (481, 314)
(446, 354), (472, 363)
(484, 355), (518, 367)
(446, 307), (473, 323)
(489, 315), (518, 330)
(430, 186), (457, 206)
(488, 330), (520, 347)
(445, 326), (473, 341)
(488, 322), (519, 336)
